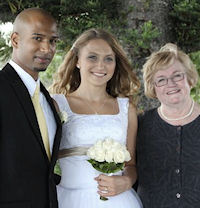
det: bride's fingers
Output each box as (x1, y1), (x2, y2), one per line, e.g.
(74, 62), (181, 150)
(95, 174), (113, 184)
(98, 185), (108, 191)
(95, 174), (110, 181)
(97, 179), (108, 186)
(98, 185), (117, 195)
(98, 188), (116, 197)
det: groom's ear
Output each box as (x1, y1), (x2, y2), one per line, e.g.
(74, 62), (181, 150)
(11, 32), (19, 48)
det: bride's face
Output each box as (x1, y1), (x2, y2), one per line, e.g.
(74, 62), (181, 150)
(76, 38), (116, 87)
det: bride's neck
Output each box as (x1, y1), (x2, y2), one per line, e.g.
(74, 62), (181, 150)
(73, 86), (109, 101)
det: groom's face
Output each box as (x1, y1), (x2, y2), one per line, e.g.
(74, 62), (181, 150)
(11, 12), (58, 80)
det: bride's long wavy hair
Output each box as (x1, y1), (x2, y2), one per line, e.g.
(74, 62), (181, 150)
(50, 28), (140, 104)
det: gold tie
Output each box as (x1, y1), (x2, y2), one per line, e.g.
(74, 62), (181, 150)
(32, 84), (51, 160)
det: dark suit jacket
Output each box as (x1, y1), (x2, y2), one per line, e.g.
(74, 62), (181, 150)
(0, 63), (62, 208)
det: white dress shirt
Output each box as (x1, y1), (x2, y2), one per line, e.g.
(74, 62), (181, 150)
(9, 60), (56, 155)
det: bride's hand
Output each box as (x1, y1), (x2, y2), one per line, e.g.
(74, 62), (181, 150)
(95, 174), (132, 197)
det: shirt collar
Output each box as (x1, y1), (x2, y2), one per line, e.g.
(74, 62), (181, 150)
(9, 60), (40, 97)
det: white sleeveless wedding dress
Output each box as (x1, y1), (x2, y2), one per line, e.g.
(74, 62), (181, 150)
(53, 94), (143, 208)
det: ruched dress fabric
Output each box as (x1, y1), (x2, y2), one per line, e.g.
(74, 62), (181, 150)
(137, 108), (200, 208)
(53, 94), (143, 208)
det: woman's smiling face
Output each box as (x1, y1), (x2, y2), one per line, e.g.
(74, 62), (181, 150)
(77, 38), (116, 87)
(153, 59), (191, 106)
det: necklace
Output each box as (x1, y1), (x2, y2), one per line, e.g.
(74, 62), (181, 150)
(159, 100), (195, 121)
(82, 96), (109, 115)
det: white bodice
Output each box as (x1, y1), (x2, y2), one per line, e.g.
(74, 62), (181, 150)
(53, 94), (129, 189)
(53, 94), (129, 148)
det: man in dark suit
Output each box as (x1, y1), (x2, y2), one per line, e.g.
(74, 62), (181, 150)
(0, 8), (62, 208)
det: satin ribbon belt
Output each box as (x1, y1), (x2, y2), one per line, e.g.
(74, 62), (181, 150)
(58, 147), (90, 159)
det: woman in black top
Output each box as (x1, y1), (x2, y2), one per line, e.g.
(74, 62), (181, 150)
(137, 43), (200, 208)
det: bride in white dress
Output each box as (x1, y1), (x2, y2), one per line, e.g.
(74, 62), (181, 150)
(51, 28), (143, 208)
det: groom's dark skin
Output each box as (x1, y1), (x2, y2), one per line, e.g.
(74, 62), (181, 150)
(11, 8), (58, 80)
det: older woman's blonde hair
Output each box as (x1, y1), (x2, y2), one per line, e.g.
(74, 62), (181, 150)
(143, 43), (199, 98)
(50, 28), (140, 104)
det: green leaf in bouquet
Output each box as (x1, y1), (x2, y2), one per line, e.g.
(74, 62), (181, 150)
(54, 160), (62, 176)
(87, 159), (125, 174)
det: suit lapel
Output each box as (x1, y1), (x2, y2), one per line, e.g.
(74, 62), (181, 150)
(3, 64), (54, 162)
(4, 63), (62, 163)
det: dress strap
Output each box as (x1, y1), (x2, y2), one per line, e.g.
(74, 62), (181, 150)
(52, 94), (73, 116)
(117, 97), (129, 115)
(58, 146), (90, 158)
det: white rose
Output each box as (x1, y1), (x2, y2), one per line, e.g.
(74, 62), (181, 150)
(120, 144), (127, 151)
(111, 144), (123, 155)
(124, 150), (131, 162)
(112, 140), (122, 150)
(94, 140), (103, 149)
(94, 147), (105, 162)
(105, 150), (114, 163)
(102, 138), (114, 151)
(87, 146), (96, 159)
(113, 149), (126, 163)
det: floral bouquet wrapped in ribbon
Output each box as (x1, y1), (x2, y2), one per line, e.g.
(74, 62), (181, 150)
(87, 138), (131, 200)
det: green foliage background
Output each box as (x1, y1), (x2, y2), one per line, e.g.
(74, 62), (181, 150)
(171, 0), (200, 52)
(1, 0), (200, 102)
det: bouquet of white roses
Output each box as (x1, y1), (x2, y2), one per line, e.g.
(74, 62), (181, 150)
(87, 138), (131, 200)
